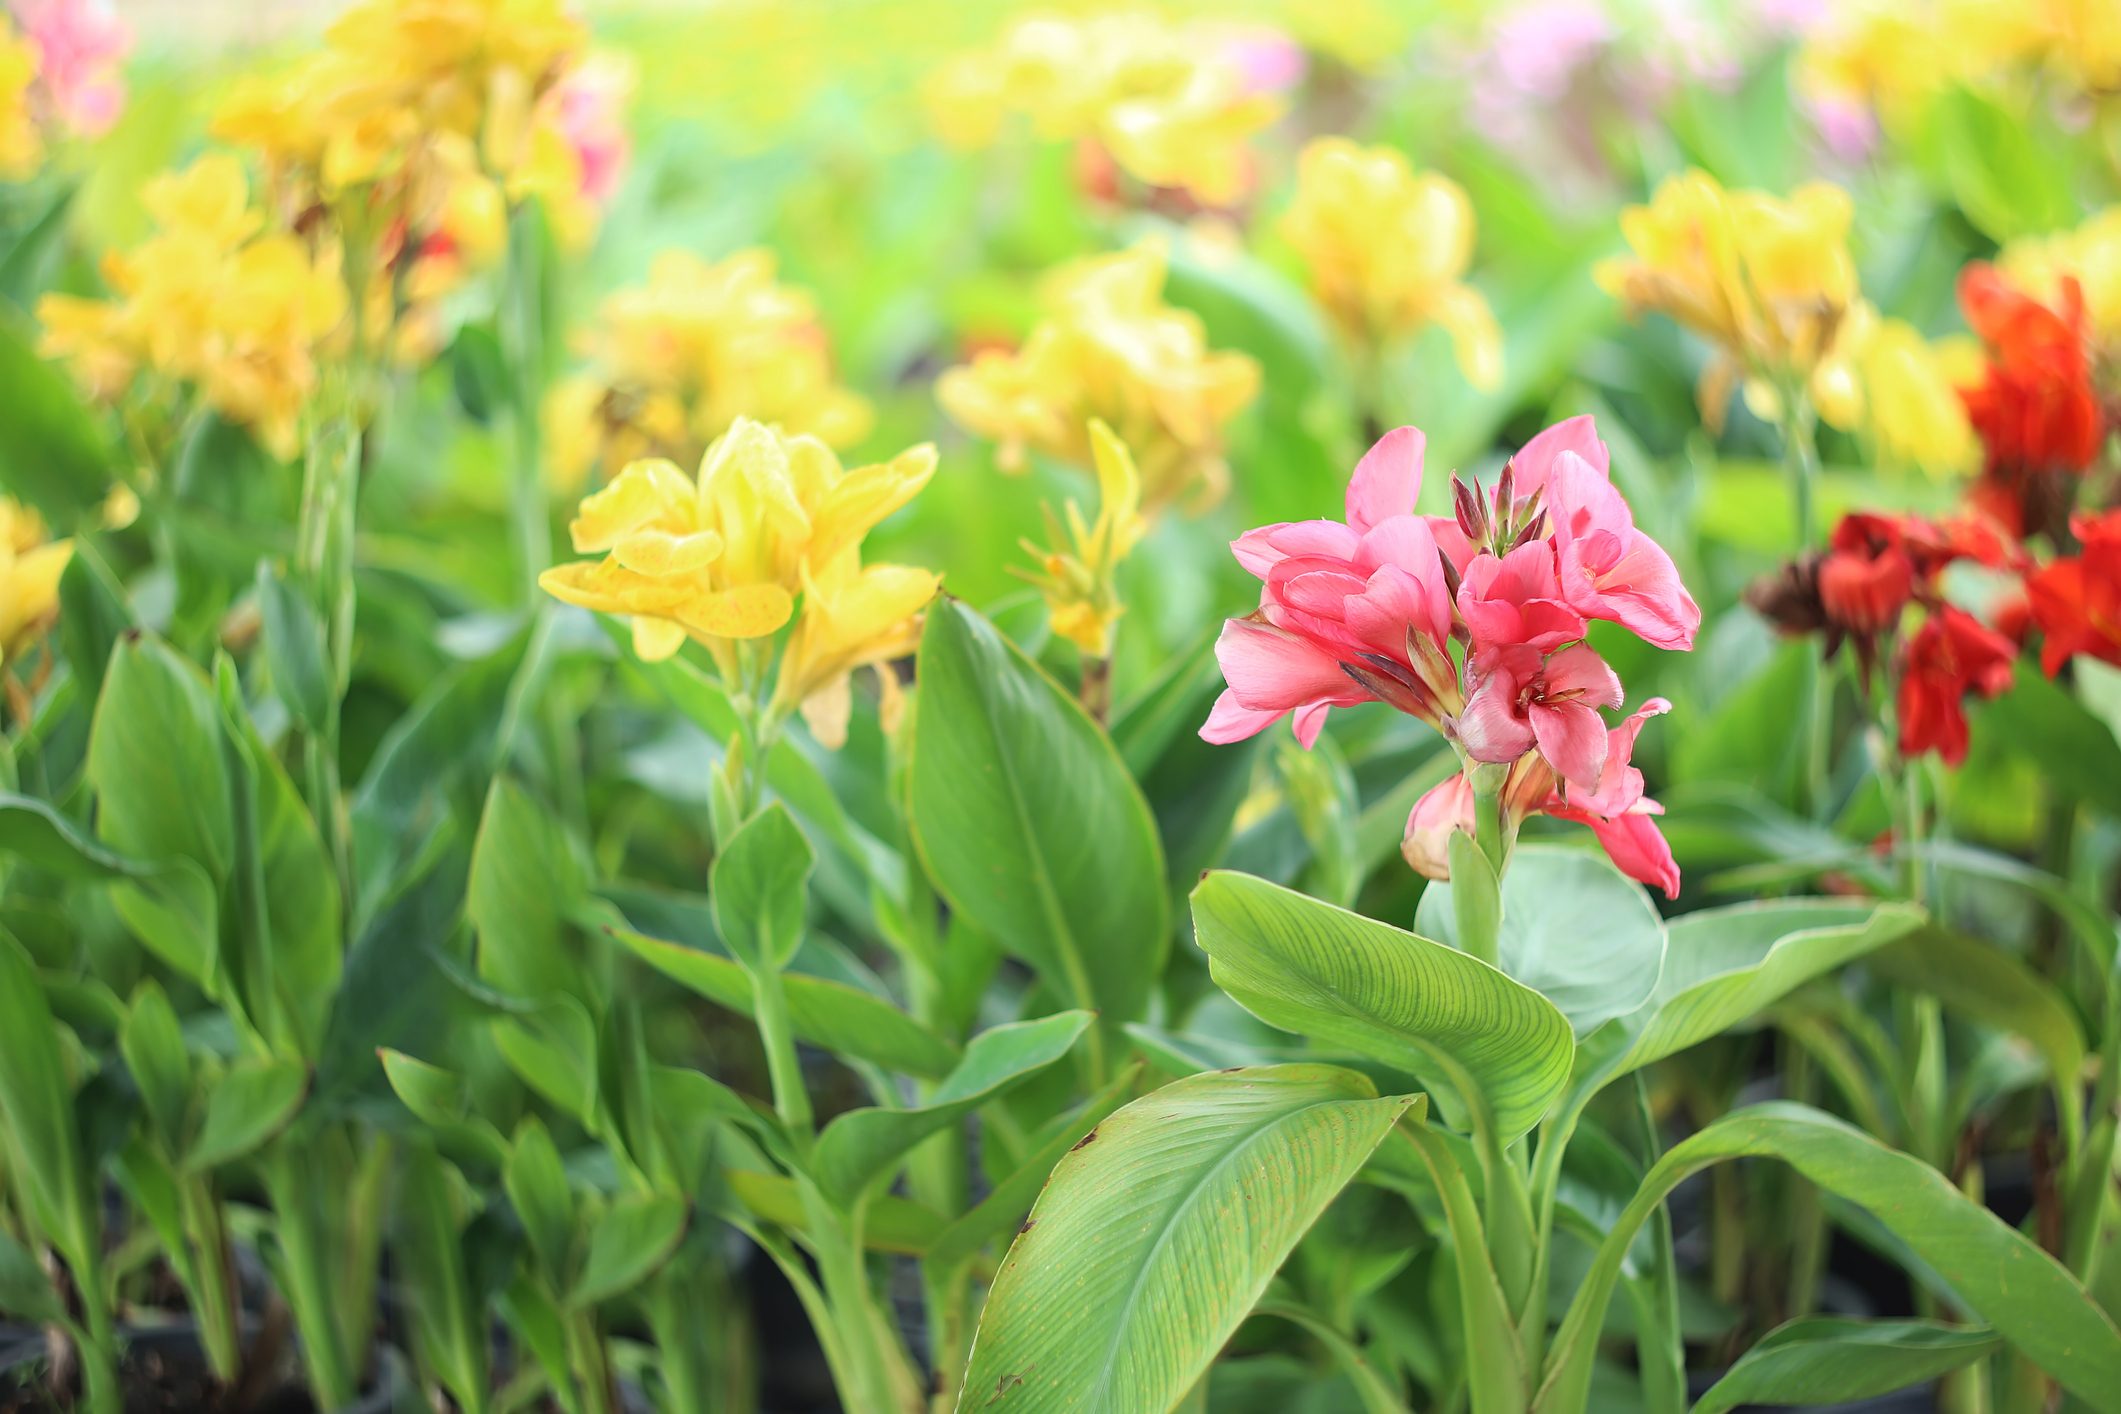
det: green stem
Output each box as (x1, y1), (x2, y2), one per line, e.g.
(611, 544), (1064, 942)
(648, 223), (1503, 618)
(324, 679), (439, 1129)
(749, 960), (813, 1139)
(806, 1189), (918, 1414)
(502, 201), (552, 604)
(295, 411), (361, 917)
(563, 1309), (616, 1414)
(178, 1176), (242, 1383)
(642, 1271), (714, 1414)
(1777, 388), (1833, 817)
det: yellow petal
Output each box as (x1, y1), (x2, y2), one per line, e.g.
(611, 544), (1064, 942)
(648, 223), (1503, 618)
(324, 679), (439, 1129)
(632, 616), (689, 661)
(672, 582), (795, 640)
(538, 558), (695, 615)
(612, 528), (724, 578)
(569, 458), (696, 553)
(799, 672), (853, 750)
(806, 443), (938, 569)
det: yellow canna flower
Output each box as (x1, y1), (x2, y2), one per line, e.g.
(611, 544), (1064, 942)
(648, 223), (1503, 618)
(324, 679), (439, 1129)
(1797, 0), (2105, 131)
(0, 498), (71, 670)
(1808, 304), (1980, 477)
(544, 249), (871, 491)
(1015, 420), (1149, 659)
(774, 559), (939, 749)
(37, 154), (348, 461)
(923, 12), (1280, 206)
(0, 21), (41, 179)
(937, 241), (1260, 513)
(540, 417), (937, 690)
(2001, 208), (2121, 347)
(1280, 136), (1501, 390)
(1599, 171), (1856, 418)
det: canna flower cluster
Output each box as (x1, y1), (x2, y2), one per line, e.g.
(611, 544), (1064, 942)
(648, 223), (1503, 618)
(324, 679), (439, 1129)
(938, 242), (1260, 513)
(37, 155), (348, 460)
(1747, 510), (2021, 765)
(2028, 510), (2121, 676)
(213, 0), (626, 359)
(0, 496), (70, 673)
(1955, 265), (2106, 541)
(1199, 416), (1698, 897)
(923, 12), (1284, 207)
(544, 249), (869, 491)
(1598, 169), (1856, 426)
(539, 418), (939, 748)
(11, 0), (128, 140)
(1279, 137), (1501, 391)
(1013, 419), (1147, 659)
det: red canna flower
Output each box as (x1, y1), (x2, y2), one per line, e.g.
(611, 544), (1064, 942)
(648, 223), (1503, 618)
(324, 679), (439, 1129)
(1956, 265), (2104, 539)
(1896, 605), (2017, 765)
(2026, 509), (2121, 675)
(1817, 513), (1915, 634)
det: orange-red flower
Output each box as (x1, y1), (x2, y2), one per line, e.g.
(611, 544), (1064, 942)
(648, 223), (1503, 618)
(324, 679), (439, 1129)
(1897, 605), (2016, 766)
(1957, 265), (2104, 538)
(2026, 510), (2121, 675)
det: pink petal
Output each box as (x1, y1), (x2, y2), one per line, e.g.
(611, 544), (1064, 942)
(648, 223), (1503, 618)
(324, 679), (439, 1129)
(1531, 698), (1609, 790)
(1346, 426), (1426, 535)
(1510, 414), (1608, 498)
(1571, 697), (1670, 816)
(1292, 700), (1333, 747)
(1213, 617), (1352, 712)
(1542, 643), (1623, 708)
(1546, 450), (1633, 545)
(1586, 807), (1681, 899)
(1232, 519), (1362, 578)
(1402, 772), (1475, 881)
(1201, 689), (1284, 744)
(1427, 515), (1481, 573)
(1455, 672), (1537, 763)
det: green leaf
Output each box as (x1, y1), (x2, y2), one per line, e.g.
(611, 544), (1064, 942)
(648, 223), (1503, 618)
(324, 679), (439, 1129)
(909, 598), (1168, 1024)
(56, 537), (131, 704)
(711, 803), (813, 973)
(504, 1117), (576, 1285)
(1578, 900), (1923, 1086)
(568, 1193), (689, 1309)
(1541, 1103), (2121, 1410)
(0, 308), (112, 524)
(254, 563), (332, 733)
(958, 1065), (1418, 1414)
(182, 1057), (310, 1173)
(810, 1011), (1092, 1206)
(1691, 1318), (2001, 1414)
(1192, 871), (1573, 1142)
(1979, 664), (2121, 822)
(471, 776), (598, 1004)
(0, 930), (92, 1261)
(613, 925), (958, 1079)
(120, 981), (193, 1150)
(87, 632), (232, 875)
(0, 1225), (64, 1324)
(1418, 844), (1666, 1037)
(0, 791), (152, 879)
(380, 1049), (472, 1128)
(396, 1139), (488, 1414)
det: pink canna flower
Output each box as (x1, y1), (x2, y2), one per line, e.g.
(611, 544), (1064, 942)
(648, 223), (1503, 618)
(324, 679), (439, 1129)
(1203, 416), (1694, 896)
(13, 0), (128, 138)
(1545, 450), (1701, 649)
(553, 55), (633, 206)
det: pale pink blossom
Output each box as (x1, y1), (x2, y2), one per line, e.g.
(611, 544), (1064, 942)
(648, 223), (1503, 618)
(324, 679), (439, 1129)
(13, 0), (128, 137)
(554, 55), (633, 206)
(1457, 643), (1622, 789)
(1546, 450), (1701, 649)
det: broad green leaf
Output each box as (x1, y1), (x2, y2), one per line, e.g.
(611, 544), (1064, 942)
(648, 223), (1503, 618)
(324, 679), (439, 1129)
(910, 598), (1168, 1025)
(183, 1058), (310, 1173)
(56, 537), (131, 704)
(0, 791), (152, 879)
(711, 803), (813, 973)
(120, 981), (193, 1149)
(810, 1011), (1092, 1206)
(1691, 1318), (2001, 1414)
(87, 633), (232, 876)
(0, 308), (111, 524)
(0, 930), (92, 1260)
(1980, 664), (2121, 822)
(723, 1170), (945, 1256)
(1192, 871), (1573, 1142)
(1577, 900), (1923, 1085)
(614, 925), (958, 1079)
(1541, 1103), (2121, 1411)
(926, 1060), (1144, 1272)
(380, 1049), (472, 1128)
(471, 777), (599, 1005)
(568, 1193), (689, 1308)
(504, 1117), (576, 1285)
(255, 563), (331, 733)
(1419, 844), (1666, 1036)
(0, 1226), (63, 1324)
(958, 1065), (1419, 1414)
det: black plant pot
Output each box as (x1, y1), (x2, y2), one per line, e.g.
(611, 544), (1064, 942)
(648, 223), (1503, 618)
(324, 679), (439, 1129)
(0, 1321), (410, 1414)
